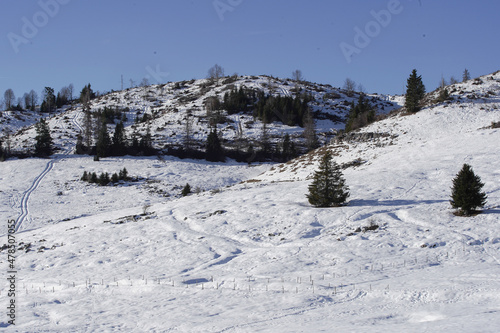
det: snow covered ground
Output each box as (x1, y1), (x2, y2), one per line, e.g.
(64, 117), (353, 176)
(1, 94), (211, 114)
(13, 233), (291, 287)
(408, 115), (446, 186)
(1, 72), (499, 332)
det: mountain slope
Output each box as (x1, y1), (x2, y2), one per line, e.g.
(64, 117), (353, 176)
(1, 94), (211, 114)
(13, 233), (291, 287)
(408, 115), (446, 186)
(0, 72), (499, 332)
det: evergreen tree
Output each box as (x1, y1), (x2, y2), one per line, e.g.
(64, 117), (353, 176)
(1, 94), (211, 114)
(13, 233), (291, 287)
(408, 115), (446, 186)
(95, 119), (111, 158)
(462, 68), (471, 82)
(139, 126), (153, 154)
(34, 118), (53, 156)
(345, 94), (375, 132)
(206, 129), (225, 162)
(80, 83), (95, 104)
(182, 183), (191, 196)
(450, 164), (487, 216)
(405, 69), (426, 113)
(41, 87), (56, 112)
(119, 167), (128, 180)
(281, 133), (296, 161)
(307, 152), (349, 207)
(112, 121), (127, 155)
(75, 132), (86, 154)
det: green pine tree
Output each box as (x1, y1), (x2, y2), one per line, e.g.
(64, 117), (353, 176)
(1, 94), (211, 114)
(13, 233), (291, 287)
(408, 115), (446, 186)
(112, 121), (127, 156)
(206, 129), (225, 162)
(307, 152), (350, 207)
(450, 164), (487, 216)
(34, 118), (53, 156)
(182, 183), (191, 197)
(96, 119), (111, 158)
(405, 69), (426, 113)
(345, 94), (375, 132)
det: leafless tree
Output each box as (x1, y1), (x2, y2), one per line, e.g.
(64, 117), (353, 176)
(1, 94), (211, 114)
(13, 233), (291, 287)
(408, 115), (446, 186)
(140, 78), (150, 87)
(3, 89), (15, 110)
(439, 76), (448, 89)
(292, 69), (303, 94)
(23, 93), (31, 110)
(303, 109), (318, 151)
(343, 78), (356, 97)
(208, 64), (225, 86)
(29, 90), (38, 111)
(205, 96), (222, 126)
(68, 83), (74, 102)
(60, 86), (71, 102)
(184, 110), (194, 151)
(450, 76), (458, 85)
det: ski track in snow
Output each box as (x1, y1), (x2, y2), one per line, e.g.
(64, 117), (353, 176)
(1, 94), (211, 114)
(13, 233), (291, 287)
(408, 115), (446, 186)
(15, 159), (55, 232)
(14, 110), (82, 232)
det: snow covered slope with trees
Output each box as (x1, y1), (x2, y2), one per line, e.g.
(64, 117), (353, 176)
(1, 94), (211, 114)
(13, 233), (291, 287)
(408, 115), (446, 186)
(0, 71), (499, 332)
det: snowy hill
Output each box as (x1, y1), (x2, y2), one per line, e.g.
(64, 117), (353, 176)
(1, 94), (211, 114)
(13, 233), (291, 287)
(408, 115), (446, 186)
(2, 75), (401, 156)
(0, 72), (500, 332)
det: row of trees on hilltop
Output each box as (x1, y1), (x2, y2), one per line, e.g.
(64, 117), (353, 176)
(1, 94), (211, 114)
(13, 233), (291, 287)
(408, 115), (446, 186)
(1, 83), (100, 112)
(308, 153), (488, 217)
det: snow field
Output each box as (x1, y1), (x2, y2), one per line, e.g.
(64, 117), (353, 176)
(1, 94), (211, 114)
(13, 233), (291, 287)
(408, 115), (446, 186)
(1, 71), (499, 331)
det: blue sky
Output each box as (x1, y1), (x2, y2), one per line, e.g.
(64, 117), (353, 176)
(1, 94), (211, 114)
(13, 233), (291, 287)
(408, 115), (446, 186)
(1, 0), (499, 104)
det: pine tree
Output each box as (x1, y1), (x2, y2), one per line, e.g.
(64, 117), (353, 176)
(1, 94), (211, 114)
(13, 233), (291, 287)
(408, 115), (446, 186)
(405, 69), (426, 113)
(95, 118), (111, 158)
(182, 183), (191, 197)
(307, 152), (349, 207)
(450, 164), (487, 216)
(462, 68), (471, 82)
(41, 87), (56, 113)
(112, 121), (127, 156)
(206, 129), (225, 162)
(281, 133), (296, 161)
(345, 93), (375, 132)
(34, 118), (53, 156)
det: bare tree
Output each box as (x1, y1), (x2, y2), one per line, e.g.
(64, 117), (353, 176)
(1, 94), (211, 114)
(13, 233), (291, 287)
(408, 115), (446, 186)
(205, 96), (222, 126)
(23, 93), (31, 110)
(343, 78), (356, 97)
(439, 76), (448, 89)
(3, 89), (15, 110)
(60, 86), (71, 101)
(184, 110), (194, 151)
(357, 83), (366, 94)
(292, 69), (303, 83)
(303, 109), (318, 151)
(292, 69), (303, 94)
(267, 76), (277, 95)
(450, 76), (458, 85)
(140, 78), (150, 87)
(68, 83), (74, 102)
(208, 64), (225, 86)
(29, 90), (38, 111)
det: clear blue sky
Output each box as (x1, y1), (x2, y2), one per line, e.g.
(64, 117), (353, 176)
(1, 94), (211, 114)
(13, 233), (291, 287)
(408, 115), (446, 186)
(1, 0), (499, 104)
